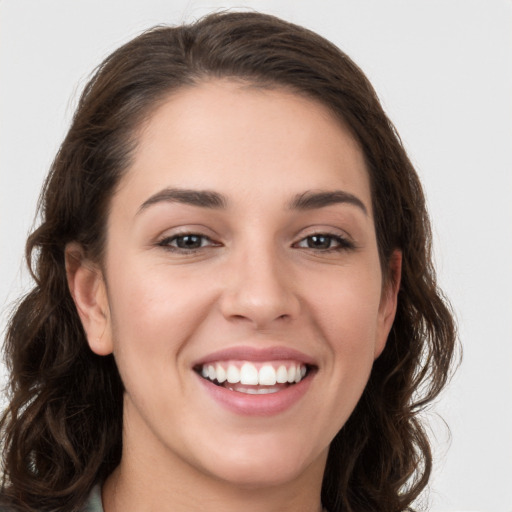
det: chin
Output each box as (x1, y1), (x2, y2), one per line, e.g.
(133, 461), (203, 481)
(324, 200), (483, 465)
(199, 438), (327, 489)
(212, 461), (306, 489)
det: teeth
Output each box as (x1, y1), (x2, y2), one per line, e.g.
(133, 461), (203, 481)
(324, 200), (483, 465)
(199, 361), (308, 386)
(287, 365), (296, 383)
(259, 365), (277, 385)
(229, 386), (281, 394)
(226, 365), (240, 383)
(240, 363), (259, 385)
(216, 364), (227, 383)
(276, 365), (288, 383)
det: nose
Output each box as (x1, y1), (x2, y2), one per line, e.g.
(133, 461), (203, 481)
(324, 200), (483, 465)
(219, 244), (300, 329)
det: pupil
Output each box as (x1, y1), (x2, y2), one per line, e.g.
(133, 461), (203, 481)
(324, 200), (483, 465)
(177, 235), (201, 249)
(308, 235), (330, 249)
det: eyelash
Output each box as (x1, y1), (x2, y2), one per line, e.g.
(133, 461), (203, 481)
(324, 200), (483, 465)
(293, 233), (355, 252)
(157, 232), (355, 253)
(157, 233), (218, 252)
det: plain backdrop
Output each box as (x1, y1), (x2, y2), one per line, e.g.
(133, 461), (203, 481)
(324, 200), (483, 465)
(1, 1), (511, 511)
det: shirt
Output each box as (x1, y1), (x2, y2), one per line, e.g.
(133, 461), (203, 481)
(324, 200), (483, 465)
(81, 486), (103, 512)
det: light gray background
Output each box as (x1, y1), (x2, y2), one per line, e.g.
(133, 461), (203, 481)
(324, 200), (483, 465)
(1, 1), (511, 511)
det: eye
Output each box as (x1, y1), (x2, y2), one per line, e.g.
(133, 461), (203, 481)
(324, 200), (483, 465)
(294, 234), (353, 251)
(158, 233), (218, 251)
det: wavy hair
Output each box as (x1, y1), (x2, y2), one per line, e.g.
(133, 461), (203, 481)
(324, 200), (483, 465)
(1, 11), (457, 512)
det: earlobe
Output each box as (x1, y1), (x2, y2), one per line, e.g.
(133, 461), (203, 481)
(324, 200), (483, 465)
(374, 250), (402, 359)
(65, 242), (113, 356)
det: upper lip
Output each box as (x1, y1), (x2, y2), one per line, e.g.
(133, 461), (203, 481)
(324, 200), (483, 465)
(192, 345), (317, 367)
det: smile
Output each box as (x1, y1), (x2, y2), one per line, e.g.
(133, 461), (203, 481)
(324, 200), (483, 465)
(197, 361), (309, 394)
(193, 346), (317, 415)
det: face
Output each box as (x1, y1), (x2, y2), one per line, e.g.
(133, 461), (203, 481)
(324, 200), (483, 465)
(70, 80), (399, 491)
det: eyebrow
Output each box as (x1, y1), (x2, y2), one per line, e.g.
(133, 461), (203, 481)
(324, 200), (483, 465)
(137, 187), (367, 216)
(288, 190), (368, 215)
(138, 188), (227, 213)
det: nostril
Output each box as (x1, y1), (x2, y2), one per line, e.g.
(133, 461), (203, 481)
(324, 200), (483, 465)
(231, 314), (251, 321)
(219, 280), (301, 328)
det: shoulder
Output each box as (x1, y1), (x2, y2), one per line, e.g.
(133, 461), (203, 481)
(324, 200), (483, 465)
(80, 485), (104, 512)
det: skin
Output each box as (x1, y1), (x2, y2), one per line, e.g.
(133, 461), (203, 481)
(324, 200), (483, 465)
(67, 80), (401, 512)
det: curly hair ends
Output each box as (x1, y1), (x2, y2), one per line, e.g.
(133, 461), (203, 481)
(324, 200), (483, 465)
(1, 234), (124, 510)
(0, 11), (458, 512)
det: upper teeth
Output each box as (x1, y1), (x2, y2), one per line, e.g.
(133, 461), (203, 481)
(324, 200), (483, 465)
(200, 362), (307, 386)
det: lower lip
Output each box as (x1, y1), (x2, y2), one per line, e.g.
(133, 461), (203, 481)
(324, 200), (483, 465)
(196, 373), (314, 416)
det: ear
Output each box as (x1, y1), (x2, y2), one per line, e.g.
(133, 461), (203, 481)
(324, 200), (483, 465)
(65, 242), (113, 356)
(374, 250), (402, 359)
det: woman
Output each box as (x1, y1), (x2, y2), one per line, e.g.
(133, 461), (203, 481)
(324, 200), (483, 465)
(0, 11), (457, 512)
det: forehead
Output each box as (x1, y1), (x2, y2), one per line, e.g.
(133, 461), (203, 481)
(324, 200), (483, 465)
(117, 80), (371, 213)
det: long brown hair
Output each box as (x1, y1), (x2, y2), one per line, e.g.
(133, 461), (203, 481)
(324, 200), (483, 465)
(1, 11), (457, 512)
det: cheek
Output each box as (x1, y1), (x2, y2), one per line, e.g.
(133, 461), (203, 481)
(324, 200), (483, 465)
(311, 265), (382, 327)
(104, 264), (213, 416)
(105, 260), (214, 363)
(308, 267), (383, 366)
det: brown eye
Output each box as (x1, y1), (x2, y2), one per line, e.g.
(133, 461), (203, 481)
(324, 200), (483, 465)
(306, 235), (333, 249)
(295, 234), (354, 251)
(158, 234), (217, 251)
(174, 235), (204, 249)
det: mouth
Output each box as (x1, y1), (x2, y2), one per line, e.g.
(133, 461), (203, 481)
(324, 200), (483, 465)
(194, 360), (312, 395)
(192, 346), (317, 415)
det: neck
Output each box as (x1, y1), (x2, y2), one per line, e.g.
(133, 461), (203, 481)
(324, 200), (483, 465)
(103, 465), (325, 512)
(102, 398), (328, 512)
(102, 435), (326, 512)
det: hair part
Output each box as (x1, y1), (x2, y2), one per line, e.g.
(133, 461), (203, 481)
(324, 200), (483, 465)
(1, 11), (457, 512)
